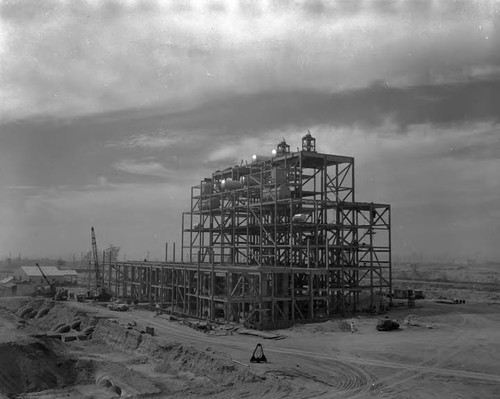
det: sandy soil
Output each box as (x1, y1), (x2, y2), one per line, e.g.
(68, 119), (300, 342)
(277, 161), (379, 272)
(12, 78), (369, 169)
(1, 296), (500, 398)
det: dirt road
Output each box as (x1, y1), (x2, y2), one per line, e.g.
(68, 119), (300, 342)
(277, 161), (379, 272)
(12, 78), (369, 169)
(67, 300), (500, 398)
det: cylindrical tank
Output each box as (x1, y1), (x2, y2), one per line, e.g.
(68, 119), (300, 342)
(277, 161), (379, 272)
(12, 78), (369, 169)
(252, 154), (271, 163)
(262, 185), (291, 201)
(200, 197), (220, 210)
(221, 178), (243, 191)
(240, 175), (260, 186)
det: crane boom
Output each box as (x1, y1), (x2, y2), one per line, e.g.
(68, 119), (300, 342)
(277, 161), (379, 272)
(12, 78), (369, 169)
(91, 226), (102, 289)
(35, 263), (51, 286)
(86, 226), (112, 302)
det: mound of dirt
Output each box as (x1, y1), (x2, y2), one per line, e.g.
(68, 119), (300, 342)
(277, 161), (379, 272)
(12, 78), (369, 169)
(300, 319), (355, 333)
(92, 319), (263, 387)
(3, 299), (96, 340)
(23, 299), (93, 331)
(0, 341), (94, 396)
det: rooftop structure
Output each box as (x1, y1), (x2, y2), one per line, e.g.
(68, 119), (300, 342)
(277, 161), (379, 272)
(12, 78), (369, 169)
(16, 266), (78, 284)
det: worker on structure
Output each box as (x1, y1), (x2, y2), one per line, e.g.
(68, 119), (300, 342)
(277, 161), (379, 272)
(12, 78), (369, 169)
(350, 321), (355, 333)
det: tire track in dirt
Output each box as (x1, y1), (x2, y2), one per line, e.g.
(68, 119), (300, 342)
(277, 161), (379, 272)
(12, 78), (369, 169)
(99, 306), (500, 386)
(348, 313), (499, 398)
(264, 344), (500, 384)
(374, 313), (467, 390)
(86, 306), (376, 397)
(272, 362), (372, 391)
(264, 362), (374, 399)
(262, 349), (377, 398)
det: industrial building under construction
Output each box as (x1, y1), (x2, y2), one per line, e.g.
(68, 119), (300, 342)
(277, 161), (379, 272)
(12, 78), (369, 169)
(98, 133), (391, 329)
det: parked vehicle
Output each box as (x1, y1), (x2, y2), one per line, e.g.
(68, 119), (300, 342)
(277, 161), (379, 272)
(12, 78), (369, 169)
(376, 318), (399, 331)
(108, 302), (129, 311)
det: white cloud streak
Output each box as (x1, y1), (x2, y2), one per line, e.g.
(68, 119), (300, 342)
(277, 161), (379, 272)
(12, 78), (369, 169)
(112, 160), (172, 177)
(206, 136), (277, 163)
(105, 130), (194, 149)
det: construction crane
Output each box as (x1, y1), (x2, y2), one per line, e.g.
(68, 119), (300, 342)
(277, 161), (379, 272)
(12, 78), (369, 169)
(91, 226), (102, 289)
(87, 227), (111, 301)
(36, 263), (53, 288)
(34, 263), (67, 300)
(34, 262), (55, 297)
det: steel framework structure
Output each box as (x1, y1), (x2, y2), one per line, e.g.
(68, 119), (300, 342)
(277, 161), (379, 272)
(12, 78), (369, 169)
(103, 134), (391, 329)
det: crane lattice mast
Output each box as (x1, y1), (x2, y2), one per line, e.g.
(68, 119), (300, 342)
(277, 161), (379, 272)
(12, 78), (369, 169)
(91, 226), (102, 291)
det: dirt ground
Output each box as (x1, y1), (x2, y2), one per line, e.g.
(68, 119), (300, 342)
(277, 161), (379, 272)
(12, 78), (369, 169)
(1, 296), (500, 398)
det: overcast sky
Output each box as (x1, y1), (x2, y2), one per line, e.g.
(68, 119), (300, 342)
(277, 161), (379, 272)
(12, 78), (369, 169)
(1, 0), (499, 262)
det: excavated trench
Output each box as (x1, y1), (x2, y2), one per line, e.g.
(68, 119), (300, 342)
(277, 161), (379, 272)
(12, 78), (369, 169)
(0, 341), (94, 397)
(0, 298), (263, 398)
(0, 298), (103, 397)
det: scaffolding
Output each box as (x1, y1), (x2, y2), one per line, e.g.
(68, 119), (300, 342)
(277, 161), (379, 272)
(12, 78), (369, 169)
(103, 133), (391, 329)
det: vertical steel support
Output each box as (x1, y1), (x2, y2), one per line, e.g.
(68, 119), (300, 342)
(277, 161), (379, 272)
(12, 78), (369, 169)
(184, 267), (187, 314)
(170, 266), (174, 314)
(326, 240), (330, 317)
(181, 210), (185, 263)
(369, 206), (374, 311)
(197, 251), (201, 318)
(388, 205), (393, 307)
(309, 271), (313, 320)
(160, 265), (164, 306)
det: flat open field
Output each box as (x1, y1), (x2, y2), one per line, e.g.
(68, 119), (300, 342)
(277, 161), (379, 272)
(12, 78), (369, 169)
(393, 261), (500, 304)
(1, 295), (500, 398)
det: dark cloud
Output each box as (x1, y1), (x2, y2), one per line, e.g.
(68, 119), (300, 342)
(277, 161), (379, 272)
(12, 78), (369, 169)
(5, 76), (499, 136)
(106, 78), (500, 134)
(4, 75), (498, 194)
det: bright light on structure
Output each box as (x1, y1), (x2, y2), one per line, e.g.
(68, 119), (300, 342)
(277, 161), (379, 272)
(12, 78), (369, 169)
(271, 149), (277, 156)
(252, 154), (257, 161)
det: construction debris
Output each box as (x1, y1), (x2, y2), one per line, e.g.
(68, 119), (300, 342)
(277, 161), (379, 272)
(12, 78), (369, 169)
(237, 328), (286, 340)
(403, 315), (421, 327)
(435, 298), (466, 304)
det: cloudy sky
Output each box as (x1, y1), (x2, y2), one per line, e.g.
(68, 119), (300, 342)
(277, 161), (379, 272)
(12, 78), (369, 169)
(1, 0), (499, 262)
